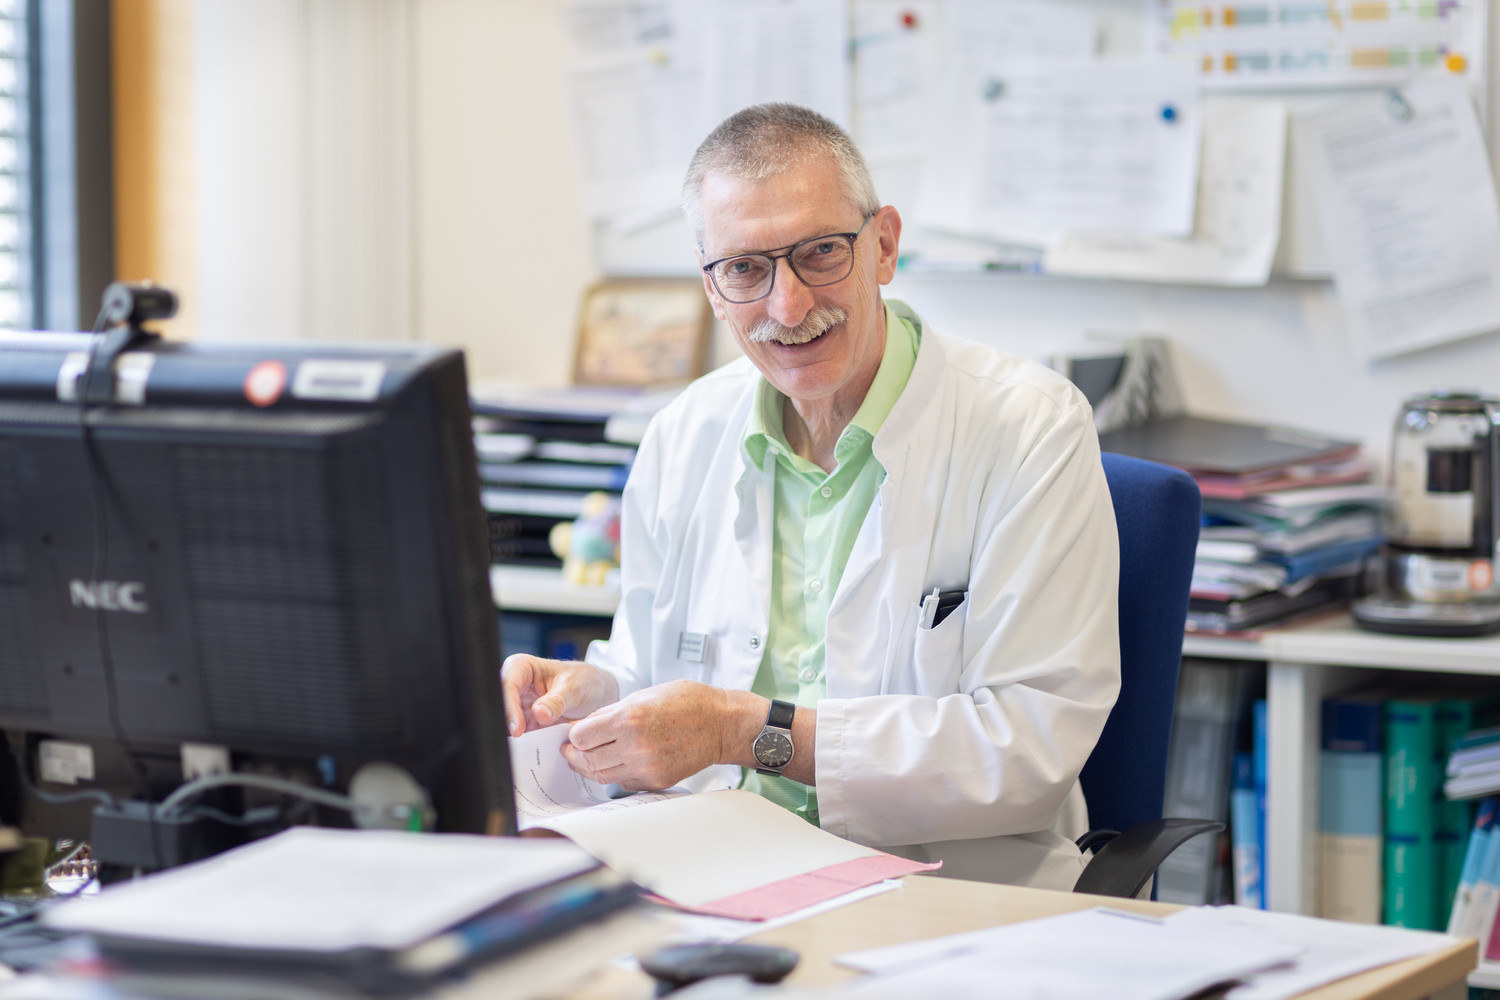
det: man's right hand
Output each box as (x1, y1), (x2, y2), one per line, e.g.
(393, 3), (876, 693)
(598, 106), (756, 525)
(500, 655), (620, 737)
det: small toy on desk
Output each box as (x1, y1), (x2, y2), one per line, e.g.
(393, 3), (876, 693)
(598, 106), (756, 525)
(549, 491), (622, 586)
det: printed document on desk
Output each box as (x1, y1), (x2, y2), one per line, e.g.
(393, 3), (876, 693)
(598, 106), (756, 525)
(835, 907), (1300, 1000)
(1166, 905), (1462, 1000)
(510, 726), (938, 920)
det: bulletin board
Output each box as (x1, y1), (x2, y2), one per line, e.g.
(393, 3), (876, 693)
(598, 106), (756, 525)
(561, 0), (1497, 361)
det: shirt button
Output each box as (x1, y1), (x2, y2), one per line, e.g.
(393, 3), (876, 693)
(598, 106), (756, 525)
(809, 579), (822, 593)
(820, 486), (832, 498)
(749, 635), (760, 649)
(800, 667), (817, 683)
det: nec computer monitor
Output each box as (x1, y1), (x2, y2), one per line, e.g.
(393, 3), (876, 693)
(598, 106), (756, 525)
(0, 331), (515, 870)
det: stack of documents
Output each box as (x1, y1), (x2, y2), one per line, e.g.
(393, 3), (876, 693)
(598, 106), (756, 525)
(832, 904), (1459, 1000)
(1100, 415), (1381, 635)
(1445, 727), (1500, 800)
(37, 827), (646, 998)
(1189, 484), (1385, 635)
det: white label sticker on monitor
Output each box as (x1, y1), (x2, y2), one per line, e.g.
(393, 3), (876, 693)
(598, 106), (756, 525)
(38, 740), (95, 785)
(114, 352), (156, 405)
(291, 360), (386, 402)
(56, 352), (88, 402)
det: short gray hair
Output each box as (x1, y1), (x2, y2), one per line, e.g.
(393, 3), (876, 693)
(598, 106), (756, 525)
(681, 103), (880, 246)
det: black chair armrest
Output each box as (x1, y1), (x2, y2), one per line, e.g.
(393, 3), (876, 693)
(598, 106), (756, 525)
(1071, 818), (1225, 899)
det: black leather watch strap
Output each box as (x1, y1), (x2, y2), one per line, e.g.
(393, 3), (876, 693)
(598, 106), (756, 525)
(766, 699), (795, 730)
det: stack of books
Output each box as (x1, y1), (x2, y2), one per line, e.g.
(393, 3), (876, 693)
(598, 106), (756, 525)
(469, 383), (679, 568)
(1318, 689), (1495, 930)
(1097, 414), (1381, 635)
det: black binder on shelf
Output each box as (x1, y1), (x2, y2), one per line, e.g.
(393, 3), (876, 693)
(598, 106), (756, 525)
(1098, 415), (1359, 475)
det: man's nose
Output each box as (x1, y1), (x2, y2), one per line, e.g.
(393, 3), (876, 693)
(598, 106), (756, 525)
(765, 257), (814, 329)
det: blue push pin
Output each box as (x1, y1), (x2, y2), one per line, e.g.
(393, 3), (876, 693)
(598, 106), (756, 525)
(1160, 104), (1178, 123)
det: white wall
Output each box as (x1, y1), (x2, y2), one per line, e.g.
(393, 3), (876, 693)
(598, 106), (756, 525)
(191, 0), (1500, 465)
(412, 1), (597, 386)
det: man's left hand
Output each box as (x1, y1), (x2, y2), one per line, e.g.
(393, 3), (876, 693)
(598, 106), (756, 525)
(562, 680), (759, 791)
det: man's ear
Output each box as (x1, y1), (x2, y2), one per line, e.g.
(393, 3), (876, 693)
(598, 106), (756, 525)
(695, 247), (728, 321)
(873, 206), (902, 286)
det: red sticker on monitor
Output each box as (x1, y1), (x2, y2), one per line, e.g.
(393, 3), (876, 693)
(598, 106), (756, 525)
(244, 361), (287, 408)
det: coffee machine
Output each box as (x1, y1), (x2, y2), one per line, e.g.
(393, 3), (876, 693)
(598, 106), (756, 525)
(1353, 391), (1500, 637)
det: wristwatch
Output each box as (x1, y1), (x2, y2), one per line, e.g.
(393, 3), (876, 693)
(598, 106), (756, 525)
(752, 700), (796, 776)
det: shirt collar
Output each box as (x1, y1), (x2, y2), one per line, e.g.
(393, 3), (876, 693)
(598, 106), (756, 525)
(743, 301), (919, 467)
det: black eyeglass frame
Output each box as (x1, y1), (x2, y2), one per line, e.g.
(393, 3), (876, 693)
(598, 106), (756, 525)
(700, 212), (876, 304)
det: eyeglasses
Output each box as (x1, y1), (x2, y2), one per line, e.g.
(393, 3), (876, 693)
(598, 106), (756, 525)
(701, 213), (874, 304)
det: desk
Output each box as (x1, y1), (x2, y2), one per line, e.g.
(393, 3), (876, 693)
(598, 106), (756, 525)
(565, 876), (1478, 1000)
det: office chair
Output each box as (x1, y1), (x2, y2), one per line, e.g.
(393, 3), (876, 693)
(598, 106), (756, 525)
(1070, 452), (1222, 898)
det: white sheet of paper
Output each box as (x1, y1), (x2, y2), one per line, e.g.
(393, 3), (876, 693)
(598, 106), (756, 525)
(509, 725), (689, 831)
(1166, 905), (1461, 1000)
(1046, 97), (1286, 286)
(510, 724), (615, 826)
(700, 0), (850, 130)
(836, 907), (1301, 1000)
(942, 0), (1097, 67)
(850, 0), (942, 161)
(915, 59), (1201, 247)
(562, 47), (703, 220)
(41, 827), (599, 952)
(534, 788), (880, 906)
(1297, 76), (1500, 360)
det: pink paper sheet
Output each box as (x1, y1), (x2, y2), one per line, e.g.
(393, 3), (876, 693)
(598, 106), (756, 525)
(674, 853), (942, 921)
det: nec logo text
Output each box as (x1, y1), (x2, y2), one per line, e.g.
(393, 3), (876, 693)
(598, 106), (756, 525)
(69, 580), (149, 614)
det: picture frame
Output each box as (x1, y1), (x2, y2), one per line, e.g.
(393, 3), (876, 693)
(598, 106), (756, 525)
(572, 279), (712, 387)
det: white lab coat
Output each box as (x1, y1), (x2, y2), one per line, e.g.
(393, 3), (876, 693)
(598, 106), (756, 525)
(587, 301), (1121, 890)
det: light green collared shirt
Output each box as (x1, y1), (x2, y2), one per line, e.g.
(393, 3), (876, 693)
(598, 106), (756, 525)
(740, 301), (920, 824)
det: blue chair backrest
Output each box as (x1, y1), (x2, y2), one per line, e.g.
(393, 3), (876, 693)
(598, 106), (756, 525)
(1078, 453), (1201, 835)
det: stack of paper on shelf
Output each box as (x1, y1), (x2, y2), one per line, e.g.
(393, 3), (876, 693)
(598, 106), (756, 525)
(37, 827), (653, 999)
(1187, 484), (1385, 635)
(468, 383), (680, 568)
(1097, 414), (1380, 634)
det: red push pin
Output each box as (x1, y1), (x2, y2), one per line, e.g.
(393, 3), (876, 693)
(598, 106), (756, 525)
(900, 10), (919, 29)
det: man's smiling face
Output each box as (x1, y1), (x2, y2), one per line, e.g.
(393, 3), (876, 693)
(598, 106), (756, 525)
(696, 154), (899, 413)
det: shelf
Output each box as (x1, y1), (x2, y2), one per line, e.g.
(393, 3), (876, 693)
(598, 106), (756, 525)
(1184, 611), (1500, 918)
(1184, 612), (1500, 676)
(490, 564), (620, 617)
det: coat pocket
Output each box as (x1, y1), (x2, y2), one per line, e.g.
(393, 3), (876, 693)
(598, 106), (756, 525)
(883, 596), (966, 696)
(910, 594), (967, 696)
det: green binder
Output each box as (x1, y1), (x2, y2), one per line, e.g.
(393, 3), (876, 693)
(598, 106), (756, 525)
(1385, 697), (1441, 929)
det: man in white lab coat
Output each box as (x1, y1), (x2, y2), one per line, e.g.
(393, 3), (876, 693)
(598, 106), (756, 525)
(502, 104), (1120, 889)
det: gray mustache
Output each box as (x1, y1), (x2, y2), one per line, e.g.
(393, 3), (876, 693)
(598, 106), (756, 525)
(745, 306), (848, 345)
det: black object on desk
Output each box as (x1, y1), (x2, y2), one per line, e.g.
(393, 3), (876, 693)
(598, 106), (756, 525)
(638, 942), (799, 995)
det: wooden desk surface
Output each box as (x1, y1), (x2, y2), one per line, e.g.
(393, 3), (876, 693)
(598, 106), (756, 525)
(571, 874), (1477, 1000)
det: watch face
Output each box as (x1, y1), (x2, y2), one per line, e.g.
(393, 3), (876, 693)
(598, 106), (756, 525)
(753, 731), (794, 769)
